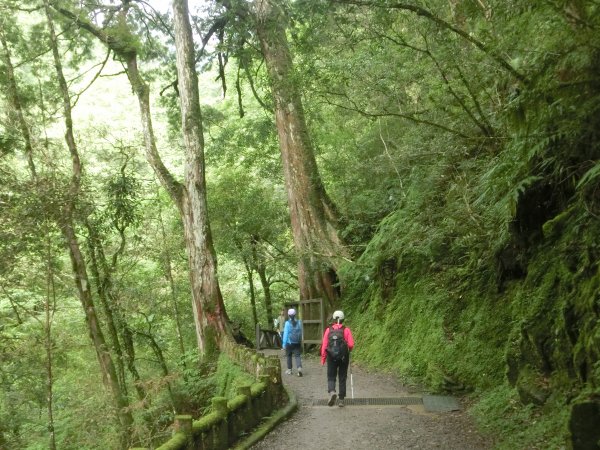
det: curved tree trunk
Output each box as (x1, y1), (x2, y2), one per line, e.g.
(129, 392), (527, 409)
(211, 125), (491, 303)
(43, 2), (134, 446)
(254, 0), (348, 309)
(85, 222), (148, 402)
(54, 1), (230, 358)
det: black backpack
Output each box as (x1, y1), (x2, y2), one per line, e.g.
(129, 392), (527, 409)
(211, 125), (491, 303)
(326, 325), (349, 361)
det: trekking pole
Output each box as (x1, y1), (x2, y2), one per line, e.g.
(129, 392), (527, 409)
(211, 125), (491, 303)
(350, 362), (354, 399)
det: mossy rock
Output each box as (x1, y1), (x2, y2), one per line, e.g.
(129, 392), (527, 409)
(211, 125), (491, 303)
(567, 400), (600, 450)
(516, 365), (550, 406)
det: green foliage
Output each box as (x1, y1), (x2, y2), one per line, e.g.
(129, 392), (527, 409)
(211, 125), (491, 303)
(2, 0), (600, 448)
(105, 23), (142, 58)
(314, 2), (600, 448)
(212, 353), (255, 399)
(104, 171), (142, 231)
(472, 385), (570, 450)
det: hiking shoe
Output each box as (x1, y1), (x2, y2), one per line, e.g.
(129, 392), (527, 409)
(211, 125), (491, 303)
(327, 392), (337, 407)
(285, 369), (292, 375)
(297, 368), (303, 377)
(338, 399), (345, 408)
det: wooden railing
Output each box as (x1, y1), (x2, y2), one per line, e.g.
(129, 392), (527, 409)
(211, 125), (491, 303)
(130, 339), (286, 450)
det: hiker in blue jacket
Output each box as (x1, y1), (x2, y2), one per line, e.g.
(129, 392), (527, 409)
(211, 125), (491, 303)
(282, 308), (303, 377)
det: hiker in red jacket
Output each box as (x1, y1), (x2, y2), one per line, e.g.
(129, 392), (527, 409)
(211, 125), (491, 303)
(320, 310), (355, 407)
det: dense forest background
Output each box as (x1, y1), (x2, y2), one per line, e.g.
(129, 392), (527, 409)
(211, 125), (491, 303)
(1, 0), (599, 449)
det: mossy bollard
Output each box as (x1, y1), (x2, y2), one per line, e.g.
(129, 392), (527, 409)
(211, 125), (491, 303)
(238, 385), (251, 403)
(212, 397), (229, 450)
(174, 415), (193, 434)
(174, 415), (193, 449)
(259, 374), (271, 416)
(267, 355), (282, 384)
(238, 385), (254, 429)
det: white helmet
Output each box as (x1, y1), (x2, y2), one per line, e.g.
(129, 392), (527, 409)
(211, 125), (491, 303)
(332, 310), (345, 322)
(287, 308), (296, 317)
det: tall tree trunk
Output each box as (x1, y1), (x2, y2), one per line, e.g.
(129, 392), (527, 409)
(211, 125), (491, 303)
(254, 0), (348, 309)
(0, 31), (36, 179)
(158, 200), (187, 363)
(53, 1), (231, 357)
(43, 2), (134, 446)
(251, 236), (274, 328)
(44, 234), (57, 450)
(256, 264), (274, 329)
(4, 8), (134, 446)
(243, 259), (259, 328)
(172, 0), (229, 357)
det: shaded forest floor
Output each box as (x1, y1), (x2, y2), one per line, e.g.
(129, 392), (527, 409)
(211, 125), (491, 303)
(250, 350), (493, 449)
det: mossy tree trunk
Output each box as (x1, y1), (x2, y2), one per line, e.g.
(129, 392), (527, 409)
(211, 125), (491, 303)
(85, 221), (147, 401)
(252, 237), (274, 328)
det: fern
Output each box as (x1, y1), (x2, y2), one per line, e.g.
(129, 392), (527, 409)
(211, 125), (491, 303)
(576, 161), (600, 190)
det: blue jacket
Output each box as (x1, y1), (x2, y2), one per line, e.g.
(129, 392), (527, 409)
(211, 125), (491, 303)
(282, 319), (302, 348)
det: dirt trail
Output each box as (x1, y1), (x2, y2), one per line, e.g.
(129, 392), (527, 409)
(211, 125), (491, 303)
(251, 350), (493, 449)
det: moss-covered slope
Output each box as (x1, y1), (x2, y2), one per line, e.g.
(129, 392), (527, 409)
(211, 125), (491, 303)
(340, 148), (599, 449)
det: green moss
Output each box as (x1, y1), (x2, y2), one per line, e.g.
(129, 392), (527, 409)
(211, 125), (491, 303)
(104, 23), (141, 57)
(542, 206), (574, 238)
(155, 434), (187, 450)
(227, 394), (248, 411)
(213, 353), (255, 399)
(250, 382), (267, 397)
(192, 411), (221, 433)
(471, 384), (570, 449)
(340, 152), (600, 448)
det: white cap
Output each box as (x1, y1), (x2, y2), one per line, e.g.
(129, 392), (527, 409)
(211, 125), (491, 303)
(288, 308), (296, 316)
(332, 310), (345, 321)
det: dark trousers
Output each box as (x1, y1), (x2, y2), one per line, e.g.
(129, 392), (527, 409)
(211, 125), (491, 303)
(327, 356), (350, 399)
(286, 343), (302, 370)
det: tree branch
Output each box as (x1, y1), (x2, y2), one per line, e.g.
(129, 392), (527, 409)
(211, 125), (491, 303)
(321, 93), (472, 139)
(332, 0), (527, 83)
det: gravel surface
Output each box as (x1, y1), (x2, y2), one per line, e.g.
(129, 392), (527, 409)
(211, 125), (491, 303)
(251, 350), (493, 450)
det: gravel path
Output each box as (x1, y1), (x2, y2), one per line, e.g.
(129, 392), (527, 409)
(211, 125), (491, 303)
(251, 350), (493, 450)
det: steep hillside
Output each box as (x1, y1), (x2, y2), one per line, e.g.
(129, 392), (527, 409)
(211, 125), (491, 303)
(340, 119), (600, 449)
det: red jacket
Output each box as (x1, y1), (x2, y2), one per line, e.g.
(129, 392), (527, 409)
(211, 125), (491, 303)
(320, 323), (354, 365)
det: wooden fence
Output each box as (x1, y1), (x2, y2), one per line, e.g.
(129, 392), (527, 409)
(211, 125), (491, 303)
(130, 339), (286, 450)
